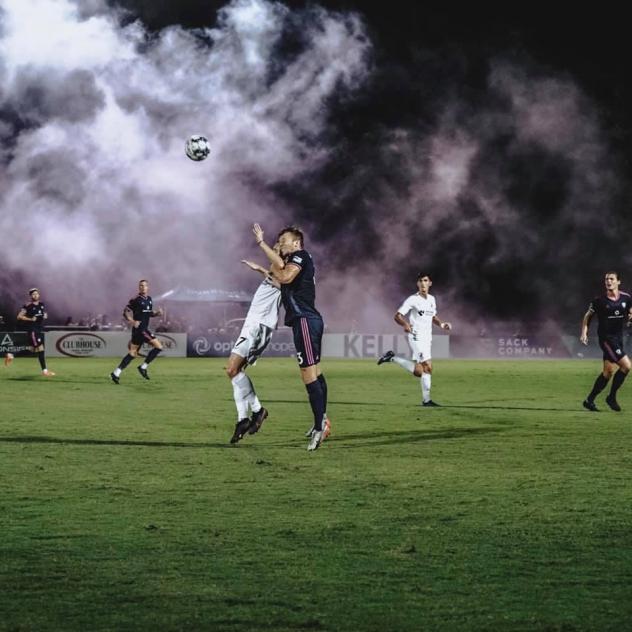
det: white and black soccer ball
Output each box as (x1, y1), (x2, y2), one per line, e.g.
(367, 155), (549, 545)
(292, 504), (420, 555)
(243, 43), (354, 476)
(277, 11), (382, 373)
(185, 135), (211, 161)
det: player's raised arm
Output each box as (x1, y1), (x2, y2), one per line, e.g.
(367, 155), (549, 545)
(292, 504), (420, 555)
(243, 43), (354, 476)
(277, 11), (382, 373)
(253, 224), (285, 270)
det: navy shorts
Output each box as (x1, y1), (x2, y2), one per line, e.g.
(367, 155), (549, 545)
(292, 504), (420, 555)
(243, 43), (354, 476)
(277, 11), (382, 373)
(599, 336), (627, 363)
(292, 317), (323, 368)
(131, 328), (156, 347)
(29, 330), (44, 348)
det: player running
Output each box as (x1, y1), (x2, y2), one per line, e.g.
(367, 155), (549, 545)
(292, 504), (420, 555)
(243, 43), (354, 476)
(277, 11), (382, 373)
(16, 288), (55, 376)
(254, 223), (331, 451)
(580, 271), (632, 412)
(377, 273), (451, 406)
(227, 250), (283, 444)
(110, 280), (163, 384)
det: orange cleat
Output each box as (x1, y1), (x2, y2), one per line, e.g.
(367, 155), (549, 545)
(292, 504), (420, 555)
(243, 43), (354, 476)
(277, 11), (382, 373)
(42, 370), (56, 377)
(323, 417), (331, 440)
(4, 353), (14, 367)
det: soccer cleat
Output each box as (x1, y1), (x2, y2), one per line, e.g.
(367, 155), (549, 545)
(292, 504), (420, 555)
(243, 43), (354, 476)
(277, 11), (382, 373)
(248, 407), (269, 435)
(422, 400), (440, 407)
(42, 370), (56, 377)
(323, 417), (331, 440)
(137, 366), (150, 380)
(377, 350), (395, 365)
(307, 429), (324, 452)
(606, 395), (621, 412)
(110, 372), (120, 385)
(582, 399), (598, 412)
(230, 418), (252, 444)
(306, 418), (331, 439)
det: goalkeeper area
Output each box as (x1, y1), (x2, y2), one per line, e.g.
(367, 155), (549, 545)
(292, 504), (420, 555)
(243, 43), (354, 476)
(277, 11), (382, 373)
(2, 358), (632, 631)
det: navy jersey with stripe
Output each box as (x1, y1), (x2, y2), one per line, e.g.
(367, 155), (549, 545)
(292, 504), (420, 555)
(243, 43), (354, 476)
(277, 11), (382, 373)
(22, 302), (46, 332)
(127, 295), (154, 330)
(588, 292), (632, 338)
(281, 249), (322, 325)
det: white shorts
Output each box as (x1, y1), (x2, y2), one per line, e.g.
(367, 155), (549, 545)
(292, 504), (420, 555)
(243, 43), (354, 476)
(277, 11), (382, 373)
(408, 333), (432, 363)
(231, 323), (273, 366)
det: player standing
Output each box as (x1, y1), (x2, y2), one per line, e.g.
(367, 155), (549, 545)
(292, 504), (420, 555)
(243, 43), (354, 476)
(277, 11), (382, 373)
(110, 280), (163, 384)
(16, 288), (55, 376)
(580, 271), (632, 411)
(227, 253), (283, 444)
(377, 273), (451, 406)
(254, 224), (331, 451)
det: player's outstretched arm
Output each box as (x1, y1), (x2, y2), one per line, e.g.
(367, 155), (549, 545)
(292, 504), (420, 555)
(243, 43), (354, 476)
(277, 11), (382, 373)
(241, 259), (269, 275)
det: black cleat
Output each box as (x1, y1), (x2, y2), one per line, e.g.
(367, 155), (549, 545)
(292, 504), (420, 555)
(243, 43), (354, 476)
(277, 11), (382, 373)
(230, 418), (251, 444)
(248, 407), (269, 435)
(110, 372), (120, 385)
(582, 399), (598, 412)
(377, 350), (395, 365)
(422, 400), (441, 407)
(137, 366), (150, 380)
(606, 395), (621, 412)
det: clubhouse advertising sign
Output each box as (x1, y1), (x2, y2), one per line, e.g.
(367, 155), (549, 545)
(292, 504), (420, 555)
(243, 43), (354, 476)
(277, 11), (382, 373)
(47, 331), (187, 358)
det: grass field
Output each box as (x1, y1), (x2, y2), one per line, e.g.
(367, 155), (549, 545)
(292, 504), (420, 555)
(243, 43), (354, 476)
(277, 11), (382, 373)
(2, 357), (632, 631)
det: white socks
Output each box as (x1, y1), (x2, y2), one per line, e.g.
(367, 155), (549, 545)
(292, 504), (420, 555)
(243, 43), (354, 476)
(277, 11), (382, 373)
(392, 356), (416, 374)
(113, 367), (122, 377)
(231, 372), (261, 420)
(421, 373), (431, 403)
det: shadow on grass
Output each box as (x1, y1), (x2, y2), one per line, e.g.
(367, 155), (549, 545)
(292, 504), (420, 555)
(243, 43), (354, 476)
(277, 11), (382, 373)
(0, 435), (237, 449)
(440, 404), (578, 412)
(330, 426), (508, 448)
(0, 426), (505, 451)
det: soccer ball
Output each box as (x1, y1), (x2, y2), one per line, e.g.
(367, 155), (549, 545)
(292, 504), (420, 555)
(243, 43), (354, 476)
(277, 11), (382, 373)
(185, 135), (211, 161)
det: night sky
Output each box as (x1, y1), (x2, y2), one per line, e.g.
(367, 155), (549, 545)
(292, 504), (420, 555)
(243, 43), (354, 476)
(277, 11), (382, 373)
(1, 1), (631, 331)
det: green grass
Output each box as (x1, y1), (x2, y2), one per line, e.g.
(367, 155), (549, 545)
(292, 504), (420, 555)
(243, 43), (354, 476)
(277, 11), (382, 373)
(2, 357), (632, 631)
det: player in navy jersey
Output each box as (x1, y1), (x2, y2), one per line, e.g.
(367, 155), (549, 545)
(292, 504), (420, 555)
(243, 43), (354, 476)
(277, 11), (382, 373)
(110, 280), (163, 384)
(580, 271), (632, 411)
(16, 288), (55, 376)
(253, 223), (331, 451)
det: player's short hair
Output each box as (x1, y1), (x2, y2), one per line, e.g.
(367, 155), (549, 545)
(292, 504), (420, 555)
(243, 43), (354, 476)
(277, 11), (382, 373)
(139, 279), (149, 285)
(28, 287), (39, 295)
(277, 226), (304, 248)
(605, 271), (620, 280)
(417, 273), (431, 281)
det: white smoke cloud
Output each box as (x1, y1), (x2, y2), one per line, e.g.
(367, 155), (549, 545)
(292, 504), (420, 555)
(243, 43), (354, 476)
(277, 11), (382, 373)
(0, 0), (371, 317)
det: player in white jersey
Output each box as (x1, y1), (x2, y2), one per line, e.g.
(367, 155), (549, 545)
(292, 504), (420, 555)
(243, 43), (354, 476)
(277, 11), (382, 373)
(377, 273), (451, 406)
(227, 252), (283, 444)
